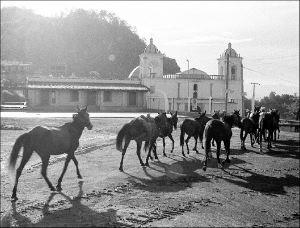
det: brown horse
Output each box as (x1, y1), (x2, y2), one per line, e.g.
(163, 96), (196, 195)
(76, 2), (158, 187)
(158, 111), (178, 156)
(240, 106), (260, 150)
(116, 113), (168, 171)
(180, 111), (210, 156)
(8, 106), (93, 201)
(258, 109), (280, 152)
(203, 110), (241, 171)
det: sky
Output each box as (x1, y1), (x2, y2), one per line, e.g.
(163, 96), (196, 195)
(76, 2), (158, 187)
(1, 1), (299, 99)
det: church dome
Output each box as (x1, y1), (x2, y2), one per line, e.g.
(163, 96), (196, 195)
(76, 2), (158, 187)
(223, 43), (238, 57)
(144, 38), (160, 54)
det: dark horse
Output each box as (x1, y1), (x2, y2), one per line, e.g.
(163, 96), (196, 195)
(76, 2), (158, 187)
(158, 111), (178, 156)
(240, 106), (260, 150)
(203, 110), (241, 171)
(272, 109), (280, 142)
(180, 111), (210, 156)
(258, 109), (280, 152)
(8, 106), (93, 201)
(116, 113), (168, 171)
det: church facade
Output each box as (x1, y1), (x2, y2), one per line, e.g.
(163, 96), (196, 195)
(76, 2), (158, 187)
(130, 38), (245, 115)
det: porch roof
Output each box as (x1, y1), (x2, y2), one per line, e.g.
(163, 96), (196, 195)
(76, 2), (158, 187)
(27, 84), (149, 91)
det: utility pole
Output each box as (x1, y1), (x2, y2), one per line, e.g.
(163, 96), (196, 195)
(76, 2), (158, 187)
(186, 59), (190, 111)
(225, 53), (229, 113)
(250, 82), (260, 112)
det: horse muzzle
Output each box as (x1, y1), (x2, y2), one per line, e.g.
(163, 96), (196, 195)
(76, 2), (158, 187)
(86, 123), (93, 130)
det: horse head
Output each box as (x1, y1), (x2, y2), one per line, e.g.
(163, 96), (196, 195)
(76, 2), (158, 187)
(212, 110), (220, 119)
(73, 106), (93, 130)
(232, 110), (242, 128)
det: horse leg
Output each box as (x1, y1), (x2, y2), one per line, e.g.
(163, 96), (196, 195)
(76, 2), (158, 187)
(250, 133), (254, 147)
(259, 129), (263, 153)
(223, 140), (231, 165)
(119, 138), (130, 172)
(162, 137), (167, 157)
(11, 149), (33, 201)
(193, 136), (199, 154)
(71, 155), (82, 179)
(240, 129), (246, 150)
(153, 142), (158, 160)
(185, 135), (191, 155)
(56, 155), (72, 191)
(146, 142), (155, 166)
(136, 141), (145, 167)
(216, 141), (222, 169)
(41, 155), (56, 191)
(203, 137), (212, 171)
(168, 134), (174, 153)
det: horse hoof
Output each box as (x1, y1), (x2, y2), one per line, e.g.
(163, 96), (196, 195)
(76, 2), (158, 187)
(202, 146), (204, 149)
(203, 166), (207, 171)
(56, 186), (62, 192)
(218, 163), (223, 169)
(50, 187), (56, 191)
(78, 175), (83, 179)
(149, 156), (153, 161)
(145, 163), (149, 167)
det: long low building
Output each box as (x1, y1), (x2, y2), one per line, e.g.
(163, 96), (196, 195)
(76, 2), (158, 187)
(27, 77), (149, 111)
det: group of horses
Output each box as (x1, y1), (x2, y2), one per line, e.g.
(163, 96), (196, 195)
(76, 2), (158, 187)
(7, 106), (280, 201)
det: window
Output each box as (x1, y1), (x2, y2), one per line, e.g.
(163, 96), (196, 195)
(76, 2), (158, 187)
(185, 103), (188, 111)
(51, 91), (56, 104)
(193, 91), (198, 99)
(103, 91), (112, 102)
(231, 66), (236, 80)
(70, 90), (79, 102)
(128, 92), (137, 106)
(193, 84), (198, 91)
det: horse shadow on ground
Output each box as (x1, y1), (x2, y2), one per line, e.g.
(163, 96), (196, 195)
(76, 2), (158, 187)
(125, 154), (247, 193)
(221, 164), (300, 195)
(0, 181), (131, 227)
(265, 139), (300, 159)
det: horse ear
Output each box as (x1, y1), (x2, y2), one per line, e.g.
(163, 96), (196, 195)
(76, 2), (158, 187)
(83, 106), (87, 112)
(76, 105), (80, 112)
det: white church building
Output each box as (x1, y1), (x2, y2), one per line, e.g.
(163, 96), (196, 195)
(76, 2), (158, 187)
(129, 38), (245, 115)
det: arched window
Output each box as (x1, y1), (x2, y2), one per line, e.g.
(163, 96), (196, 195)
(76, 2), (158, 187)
(231, 66), (237, 80)
(193, 84), (198, 91)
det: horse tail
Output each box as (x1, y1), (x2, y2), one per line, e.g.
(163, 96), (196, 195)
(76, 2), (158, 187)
(180, 124), (185, 146)
(116, 123), (130, 152)
(8, 133), (30, 173)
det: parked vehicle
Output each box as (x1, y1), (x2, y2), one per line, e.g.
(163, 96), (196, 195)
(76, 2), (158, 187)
(0, 101), (28, 110)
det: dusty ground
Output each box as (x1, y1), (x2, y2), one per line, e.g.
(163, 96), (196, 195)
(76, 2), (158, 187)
(0, 117), (299, 227)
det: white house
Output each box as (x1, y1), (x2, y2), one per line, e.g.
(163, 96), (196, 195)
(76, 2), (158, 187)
(129, 39), (245, 115)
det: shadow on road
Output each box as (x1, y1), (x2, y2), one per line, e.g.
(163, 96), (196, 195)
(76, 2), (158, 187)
(0, 181), (131, 227)
(125, 157), (213, 193)
(221, 164), (300, 195)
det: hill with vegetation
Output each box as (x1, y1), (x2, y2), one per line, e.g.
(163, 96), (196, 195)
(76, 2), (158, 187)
(1, 7), (180, 79)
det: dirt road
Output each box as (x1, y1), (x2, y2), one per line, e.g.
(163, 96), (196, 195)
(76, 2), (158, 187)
(1, 117), (299, 227)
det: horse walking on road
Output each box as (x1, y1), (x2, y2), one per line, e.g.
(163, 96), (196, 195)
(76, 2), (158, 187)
(8, 106), (93, 201)
(180, 111), (210, 156)
(240, 106), (260, 150)
(116, 113), (168, 171)
(158, 111), (178, 156)
(203, 110), (241, 171)
(258, 109), (280, 152)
